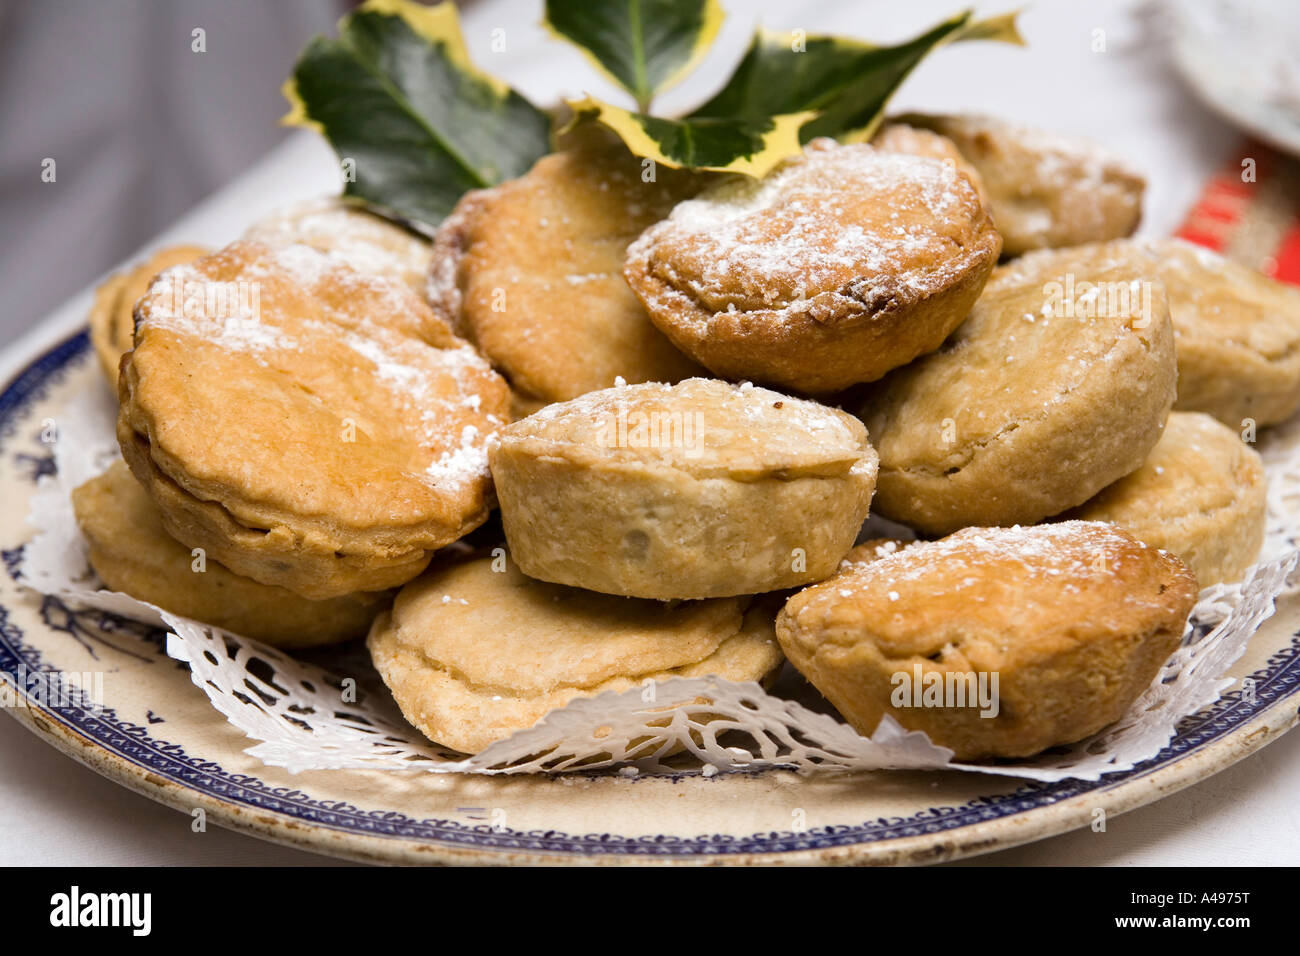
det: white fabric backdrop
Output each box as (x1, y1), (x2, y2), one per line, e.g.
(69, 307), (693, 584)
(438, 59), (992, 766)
(1, 0), (1298, 865)
(0, 0), (345, 349)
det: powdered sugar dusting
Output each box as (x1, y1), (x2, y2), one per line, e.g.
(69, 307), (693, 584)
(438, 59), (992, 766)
(985, 114), (1141, 186)
(841, 521), (1172, 595)
(27, 394), (1300, 783)
(508, 377), (868, 475)
(895, 113), (1144, 250)
(245, 197), (431, 292)
(141, 243), (421, 348)
(902, 113), (1142, 200)
(138, 241), (504, 492)
(344, 328), (501, 488)
(629, 139), (983, 320)
(1166, 236), (1227, 270)
(136, 262), (294, 352)
(426, 425), (487, 484)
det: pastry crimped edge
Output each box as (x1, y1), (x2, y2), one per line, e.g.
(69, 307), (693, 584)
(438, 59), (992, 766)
(1137, 239), (1300, 428)
(114, 240), (508, 600)
(427, 148), (707, 403)
(116, 420), (447, 598)
(73, 461), (386, 647)
(623, 181), (1002, 395)
(88, 270), (134, 383)
(367, 595), (783, 754)
(863, 270), (1178, 535)
(1177, 333), (1300, 429)
(776, 523), (1199, 760)
(1066, 411), (1266, 585)
(87, 245), (210, 385)
(892, 112), (1145, 256)
(489, 381), (880, 600)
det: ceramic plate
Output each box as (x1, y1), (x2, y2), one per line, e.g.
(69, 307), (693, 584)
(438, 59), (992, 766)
(2, 331), (1299, 865)
(1167, 0), (1300, 157)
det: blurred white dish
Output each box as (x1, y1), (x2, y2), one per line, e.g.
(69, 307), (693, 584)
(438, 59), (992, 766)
(1167, 0), (1300, 156)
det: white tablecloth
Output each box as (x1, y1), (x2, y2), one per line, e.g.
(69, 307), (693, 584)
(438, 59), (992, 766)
(3, 0), (1298, 865)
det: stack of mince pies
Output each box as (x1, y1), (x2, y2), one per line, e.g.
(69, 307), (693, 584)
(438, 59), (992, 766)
(79, 118), (1300, 762)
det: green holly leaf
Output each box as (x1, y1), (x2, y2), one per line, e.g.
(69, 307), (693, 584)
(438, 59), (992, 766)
(567, 9), (1021, 177)
(690, 9), (1025, 142)
(544, 0), (725, 111)
(283, 0), (552, 231)
(564, 96), (812, 177)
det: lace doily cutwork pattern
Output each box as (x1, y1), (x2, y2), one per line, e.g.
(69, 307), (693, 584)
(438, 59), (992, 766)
(20, 391), (1300, 781)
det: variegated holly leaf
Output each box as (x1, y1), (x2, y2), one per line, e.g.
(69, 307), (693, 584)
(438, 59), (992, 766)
(544, 0), (724, 111)
(691, 9), (1025, 141)
(566, 9), (1021, 176)
(564, 96), (812, 177)
(283, 0), (552, 231)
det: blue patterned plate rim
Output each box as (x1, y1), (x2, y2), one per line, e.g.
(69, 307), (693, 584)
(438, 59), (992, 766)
(1, 331), (1298, 862)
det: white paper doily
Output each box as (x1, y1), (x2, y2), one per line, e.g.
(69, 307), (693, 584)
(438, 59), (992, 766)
(17, 387), (1300, 782)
